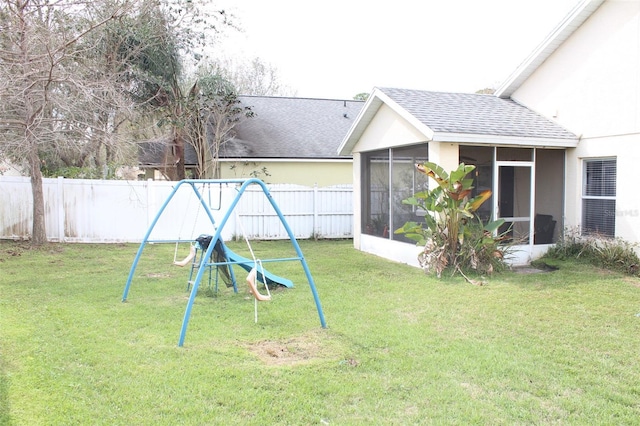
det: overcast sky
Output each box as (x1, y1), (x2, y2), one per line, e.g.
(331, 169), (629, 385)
(213, 0), (580, 99)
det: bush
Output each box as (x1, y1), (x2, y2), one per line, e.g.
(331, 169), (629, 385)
(546, 227), (640, 276)
(456, 218), (512, 276)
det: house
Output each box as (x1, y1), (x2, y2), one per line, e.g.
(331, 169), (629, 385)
(338, 0), (639, 266)
(139, 96), (364, 186)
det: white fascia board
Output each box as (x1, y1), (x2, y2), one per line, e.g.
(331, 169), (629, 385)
(219, 158), (353, 163)
(495, 0), (605, 99)
(337, 87), (436, 155)
(372, 89), (436, 141)
(432, 132), (579, 148)
(337, 91), (384, 155)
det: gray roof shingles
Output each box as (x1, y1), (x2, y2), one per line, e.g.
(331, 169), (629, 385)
(139, 96), (363, 166)
(140, 89), (577, 167)
(379, 87), (576, 140)
(221, 96), (364, 158)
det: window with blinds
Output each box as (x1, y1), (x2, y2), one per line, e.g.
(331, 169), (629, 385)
(582, 158), (616, 237)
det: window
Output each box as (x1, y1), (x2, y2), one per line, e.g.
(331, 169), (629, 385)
(582, 158), (616, 237)
(361, 145), (428, 241)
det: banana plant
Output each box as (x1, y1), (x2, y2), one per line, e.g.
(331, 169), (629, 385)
(396, 161), (506, 276)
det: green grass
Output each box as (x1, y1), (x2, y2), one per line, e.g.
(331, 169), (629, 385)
(1, 239), (640, 425)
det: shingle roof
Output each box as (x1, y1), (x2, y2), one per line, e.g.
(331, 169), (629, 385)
(378, 87), (576, 140)
(220, 96), (363, 159)
(138, 96), (364, 167)
(138, 136), (172, 166)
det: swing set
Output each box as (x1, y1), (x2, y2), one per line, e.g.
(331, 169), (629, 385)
(122, 178), (327, 347)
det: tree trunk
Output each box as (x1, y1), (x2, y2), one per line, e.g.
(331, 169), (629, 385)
(28, 140), (47, 245)
(173, 128), (186, 180)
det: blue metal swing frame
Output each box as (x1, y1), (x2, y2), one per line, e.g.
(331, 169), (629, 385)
(121, 178), (327, 347)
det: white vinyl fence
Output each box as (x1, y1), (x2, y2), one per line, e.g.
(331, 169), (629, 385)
(0, 176), (353, 243)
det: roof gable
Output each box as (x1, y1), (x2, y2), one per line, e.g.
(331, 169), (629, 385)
(495, 0), (605, 98)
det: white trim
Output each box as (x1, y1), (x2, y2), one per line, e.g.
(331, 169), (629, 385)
(496, 0), (605, 98)
(582, 195), (616, 200)
(338, 88), (435, 156)
(501, 217), (531, 222)
(432, 132), (578, 147)
(373, 89), (436, 140)
(530, 149), (537, 257)
(496, 160), (535, 167)
(218, 158), (352, 163)
(494, 156), (536, 260)
(338, 91), (384, 156)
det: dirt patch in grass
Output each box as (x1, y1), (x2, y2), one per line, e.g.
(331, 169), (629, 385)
(248, 337), (322, 366)
(0, 242), (67, 263)
(246, 331), (345, 367)
(0, 242), (29, 261)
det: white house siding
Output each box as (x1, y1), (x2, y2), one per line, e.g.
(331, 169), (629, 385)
(510, 0), (640, 247)
(219, 160), (353, 186)
(355, 104), (428, 152)
(360, 234), (423, 268)
(509, 1), (640, 138)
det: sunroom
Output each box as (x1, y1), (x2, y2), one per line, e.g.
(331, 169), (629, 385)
(338, 87), (579, 266)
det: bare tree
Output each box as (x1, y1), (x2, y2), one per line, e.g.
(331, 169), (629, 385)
(0, 0), (137, 244)
(0, 0), (235, 243)
(206, 56), (296, 97)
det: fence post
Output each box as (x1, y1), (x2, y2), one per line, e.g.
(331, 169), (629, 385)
(146, 179), (154, 228)
(313, 183), (318, 238)
(57, 176), (65, 242)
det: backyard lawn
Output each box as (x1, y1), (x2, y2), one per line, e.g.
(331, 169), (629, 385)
(1, 239), (639, 425)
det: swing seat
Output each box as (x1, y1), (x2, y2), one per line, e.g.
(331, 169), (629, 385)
(246, 268), (271, 301)
(174, 245), (196, 267)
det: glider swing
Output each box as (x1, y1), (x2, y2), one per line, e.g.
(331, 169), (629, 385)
(121, 178), (327, 347)
(171, 183), (233, 292)
(173, 244), (196, 267)
(171, 181), (207, 267)
(237, 216), (273, 323)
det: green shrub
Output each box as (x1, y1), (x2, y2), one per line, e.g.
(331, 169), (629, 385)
(546, 227), (640, 276)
